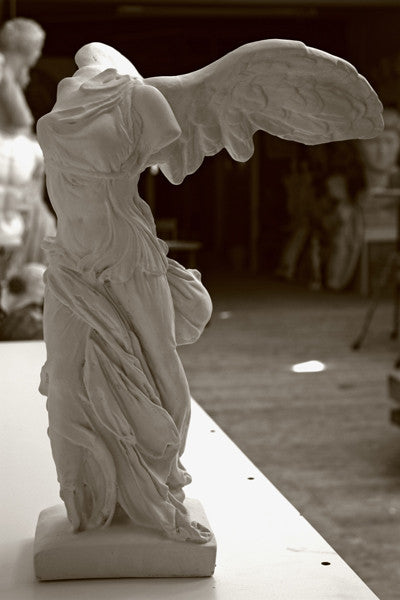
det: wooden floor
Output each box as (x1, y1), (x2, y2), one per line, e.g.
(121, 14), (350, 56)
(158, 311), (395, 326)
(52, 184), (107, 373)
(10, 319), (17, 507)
(178, 271), (400, 600)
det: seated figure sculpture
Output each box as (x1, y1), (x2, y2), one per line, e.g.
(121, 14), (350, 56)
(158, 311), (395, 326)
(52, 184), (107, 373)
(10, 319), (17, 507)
(36, 41), (383, 550)
(0, 18), (55, 276)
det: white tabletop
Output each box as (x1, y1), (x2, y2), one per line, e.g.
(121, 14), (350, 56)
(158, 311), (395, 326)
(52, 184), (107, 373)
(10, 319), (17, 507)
(0, 341), (379, 599)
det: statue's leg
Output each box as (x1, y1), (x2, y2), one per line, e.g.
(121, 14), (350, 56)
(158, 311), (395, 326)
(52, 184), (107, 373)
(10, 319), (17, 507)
(111, 271), (192, 491)
(43, 287), (89, 432)
(112, 271), (191, 433)
(43, 287), (116, 530)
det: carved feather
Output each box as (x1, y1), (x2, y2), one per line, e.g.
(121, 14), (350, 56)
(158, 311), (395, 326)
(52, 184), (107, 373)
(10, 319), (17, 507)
(146, 39), (383, 184)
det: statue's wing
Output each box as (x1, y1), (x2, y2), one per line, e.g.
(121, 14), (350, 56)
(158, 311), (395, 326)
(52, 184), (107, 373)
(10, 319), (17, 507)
(145, 39), (383, 184)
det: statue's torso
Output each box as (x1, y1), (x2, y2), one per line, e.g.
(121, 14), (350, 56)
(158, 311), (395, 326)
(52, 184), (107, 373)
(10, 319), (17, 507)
(37, 80), (166, 281)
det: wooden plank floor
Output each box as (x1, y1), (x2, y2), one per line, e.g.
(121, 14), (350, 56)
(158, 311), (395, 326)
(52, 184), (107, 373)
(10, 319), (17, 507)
(179, 271), (400, 600)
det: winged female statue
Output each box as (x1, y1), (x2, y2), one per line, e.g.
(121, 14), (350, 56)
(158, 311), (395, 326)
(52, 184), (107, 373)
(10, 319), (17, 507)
(36, 40), (383, 544)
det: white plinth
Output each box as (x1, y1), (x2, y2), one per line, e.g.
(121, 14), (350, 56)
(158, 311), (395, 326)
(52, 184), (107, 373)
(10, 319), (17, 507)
(34, 499), (216, 581)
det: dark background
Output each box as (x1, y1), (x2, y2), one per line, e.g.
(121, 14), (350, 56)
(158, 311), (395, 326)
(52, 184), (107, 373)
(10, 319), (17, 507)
(7, 0), (400, 273)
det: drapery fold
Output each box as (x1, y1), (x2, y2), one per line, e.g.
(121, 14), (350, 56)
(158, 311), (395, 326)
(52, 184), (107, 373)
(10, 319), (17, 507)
(41, 255), (211, 542)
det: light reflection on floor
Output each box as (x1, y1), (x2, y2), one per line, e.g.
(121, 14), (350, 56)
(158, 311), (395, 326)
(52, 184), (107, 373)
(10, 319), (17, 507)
(291, 360), (326, 373)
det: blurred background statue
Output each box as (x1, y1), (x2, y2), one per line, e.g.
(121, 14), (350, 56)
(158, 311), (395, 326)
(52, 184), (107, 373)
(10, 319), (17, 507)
(0, 261), (45, 340)
(356, 107), (400, 226)
(353, 108), (400, 295)
(0, 16), (44, 132)
(276, 145), (365, 291)
(0, 17), (55, 291)
(276, 109), (400, 293)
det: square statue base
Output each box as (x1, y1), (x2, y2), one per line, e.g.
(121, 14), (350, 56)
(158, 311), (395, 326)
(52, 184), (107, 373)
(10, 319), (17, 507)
(34, 498), (216, 581)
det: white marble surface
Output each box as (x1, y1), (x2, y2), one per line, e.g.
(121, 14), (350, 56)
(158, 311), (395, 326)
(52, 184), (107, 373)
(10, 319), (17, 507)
(0, 341), (380, 599)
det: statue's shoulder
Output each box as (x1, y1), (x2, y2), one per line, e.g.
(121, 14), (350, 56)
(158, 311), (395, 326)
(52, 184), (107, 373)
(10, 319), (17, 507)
(81, 68), (136, 95)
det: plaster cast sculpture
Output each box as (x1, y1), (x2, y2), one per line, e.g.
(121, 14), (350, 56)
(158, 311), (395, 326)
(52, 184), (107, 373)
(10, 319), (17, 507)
(0, 17), (44, 134)
(357, 107), (400, 191)
(0, 18), (55, 276)
(36, 40), (383, 551)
